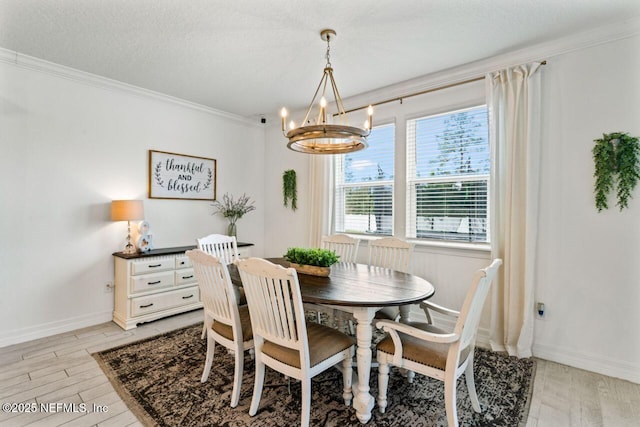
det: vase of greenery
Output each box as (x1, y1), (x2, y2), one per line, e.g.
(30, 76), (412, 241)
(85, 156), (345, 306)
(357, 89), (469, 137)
(284, 247), (339, 277)
(211, 193), (256, 238)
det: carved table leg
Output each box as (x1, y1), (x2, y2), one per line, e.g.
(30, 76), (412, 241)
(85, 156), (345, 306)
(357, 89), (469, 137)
(399, 305), (412, 323)
(351, 307), (376, 423)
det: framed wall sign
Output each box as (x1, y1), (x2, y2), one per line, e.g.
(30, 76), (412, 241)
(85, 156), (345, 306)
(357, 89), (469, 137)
(149, 150), (216, 200)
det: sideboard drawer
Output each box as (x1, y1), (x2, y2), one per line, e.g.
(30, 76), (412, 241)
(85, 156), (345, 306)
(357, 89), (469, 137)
(131, 258), (174, 275)
(130, 271), (175, 293)
(175, 268), (196, 286)
(130, 286), (200, 317)
(175, 255), (192, 269)
(237, 246), (252, 258)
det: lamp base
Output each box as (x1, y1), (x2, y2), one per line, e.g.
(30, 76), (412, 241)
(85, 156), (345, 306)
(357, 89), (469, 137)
(122, 221), (137, 254)
(122, 243), (137, 254)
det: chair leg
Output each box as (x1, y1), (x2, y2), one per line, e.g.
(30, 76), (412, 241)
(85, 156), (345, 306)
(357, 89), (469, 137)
(201, 313), (211, 339)
(399, 368), (415, 383)
(444, 370), (459, 427)
(201, 334), (215, 383)
(230, 345), (244, 408)
(249, 356), (265, 416)
(377, 359), (390, 414)
(301, 378), (311, 427)
(341, 350), (353, 406)
(465, 354), (481, 413)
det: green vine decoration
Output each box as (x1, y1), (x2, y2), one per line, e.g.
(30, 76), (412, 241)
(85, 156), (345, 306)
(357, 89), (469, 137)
(283, 169), (297, 211)
(593, 132), (640, 211)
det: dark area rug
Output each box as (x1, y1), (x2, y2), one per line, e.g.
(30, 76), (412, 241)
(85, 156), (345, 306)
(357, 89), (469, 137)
(93, 323), (535, 426)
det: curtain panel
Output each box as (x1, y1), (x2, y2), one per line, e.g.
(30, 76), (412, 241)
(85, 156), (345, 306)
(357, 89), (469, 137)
(486, 62), (543, 358)
(308, 155), (334, 248)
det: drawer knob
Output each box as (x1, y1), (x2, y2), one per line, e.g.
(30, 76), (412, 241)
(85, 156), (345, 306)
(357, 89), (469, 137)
(147, 280), (162, 285)
(148, 264), (162, 268)
(182, 295), (194, 299)
(182, 275), (194, 280)
(140, 303), (154, 308)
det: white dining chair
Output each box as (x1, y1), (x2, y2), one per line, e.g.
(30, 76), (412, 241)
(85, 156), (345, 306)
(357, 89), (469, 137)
(196, 234), (244, 338)
(375, 259), (502, 427)
(236, 257), (355, 427)
(186, 249), (254, 408)
(368, 237), (415, 321)
(321, 234), (361, 263)
(196, 233), (240, 265)
(306, 235), (362, 332)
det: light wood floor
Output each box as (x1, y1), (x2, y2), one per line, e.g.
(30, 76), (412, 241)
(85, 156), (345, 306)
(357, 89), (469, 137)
(0, 309), (638, 426)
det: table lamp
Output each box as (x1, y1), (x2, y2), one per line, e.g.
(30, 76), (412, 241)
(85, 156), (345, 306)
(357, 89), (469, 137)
(111, 200), (144, 254)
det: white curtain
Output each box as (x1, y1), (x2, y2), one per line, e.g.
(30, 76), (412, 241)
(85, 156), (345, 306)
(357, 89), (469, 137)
(307, 155), (334, 247)
(486, 62), (542, 358)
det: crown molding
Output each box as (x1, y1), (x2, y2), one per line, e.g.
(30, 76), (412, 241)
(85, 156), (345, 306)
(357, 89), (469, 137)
(0, 47), (257, 126)
(344, 16), (640, 110)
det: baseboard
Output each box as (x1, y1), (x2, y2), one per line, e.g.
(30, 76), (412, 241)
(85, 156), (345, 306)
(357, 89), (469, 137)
(411, 308), (638, 384)
(533, 342), (639, 384)
(0, 311), (113, 348)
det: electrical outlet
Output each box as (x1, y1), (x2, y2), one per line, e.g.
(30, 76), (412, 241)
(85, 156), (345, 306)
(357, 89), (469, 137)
(105, 281), (114, 293)
(536, 302), (545, 319)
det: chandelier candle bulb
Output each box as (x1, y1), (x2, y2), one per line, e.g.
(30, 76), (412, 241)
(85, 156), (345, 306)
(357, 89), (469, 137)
(320, 97), (327, 123)
(280, 107), (288, 132)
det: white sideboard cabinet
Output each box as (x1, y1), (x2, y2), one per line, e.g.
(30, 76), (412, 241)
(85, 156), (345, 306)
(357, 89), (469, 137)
(112, 243), (253, 330)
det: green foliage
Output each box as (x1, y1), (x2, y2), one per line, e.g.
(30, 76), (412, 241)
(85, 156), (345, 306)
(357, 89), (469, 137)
(212, 193), (256, 223)
(593, 132), (640, 211)
(283, 169), (297, 211)
(283, 247), (339, 267)
(430, 111), (489, 176)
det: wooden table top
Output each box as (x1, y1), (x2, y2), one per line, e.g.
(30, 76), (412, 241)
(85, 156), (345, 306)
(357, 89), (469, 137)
(228, 258), (435, 308)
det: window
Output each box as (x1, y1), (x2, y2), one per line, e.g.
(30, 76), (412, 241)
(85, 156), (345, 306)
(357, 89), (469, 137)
(334, 124), (395, 235)
(407, 106), (490, 242)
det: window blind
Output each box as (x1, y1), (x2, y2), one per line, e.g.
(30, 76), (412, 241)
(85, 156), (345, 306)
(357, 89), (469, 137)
(406, 106), (490, 242)
(334, 124), (395, 235)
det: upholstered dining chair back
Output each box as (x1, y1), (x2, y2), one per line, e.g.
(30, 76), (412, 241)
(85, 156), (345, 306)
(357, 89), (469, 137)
(186, 249), (253, 408)
(456, 259), (502, 351)
(368, 237), (414, 273)
(236, 257), (355, 427)
(321, 234), (361, 263)
(196, 234), (239, 265)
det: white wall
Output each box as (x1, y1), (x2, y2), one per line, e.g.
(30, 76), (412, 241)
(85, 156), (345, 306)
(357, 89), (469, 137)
(534, 34), (640, 382)
(264, 26), (640, 382)
(0, 55), (266, 346)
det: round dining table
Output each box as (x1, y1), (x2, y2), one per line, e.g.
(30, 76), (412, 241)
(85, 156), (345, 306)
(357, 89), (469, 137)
(228, 258), (435, 424)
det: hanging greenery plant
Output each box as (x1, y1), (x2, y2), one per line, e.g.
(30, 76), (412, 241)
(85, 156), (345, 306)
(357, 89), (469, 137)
(592, 132), (640, 211)
(283, 169), (297, 211)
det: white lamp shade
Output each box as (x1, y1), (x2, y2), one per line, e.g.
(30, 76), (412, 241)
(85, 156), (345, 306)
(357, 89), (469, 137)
(111, 200), (144, 221)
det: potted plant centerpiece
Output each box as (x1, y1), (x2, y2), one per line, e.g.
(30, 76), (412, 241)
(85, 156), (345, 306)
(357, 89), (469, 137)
(211, 193), (256, 238)
(284, 247), (339, 277)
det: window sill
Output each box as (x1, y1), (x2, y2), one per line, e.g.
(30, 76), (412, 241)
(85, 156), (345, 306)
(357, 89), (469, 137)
(409, 239), (491, 253)
(341, 233), (491, 254)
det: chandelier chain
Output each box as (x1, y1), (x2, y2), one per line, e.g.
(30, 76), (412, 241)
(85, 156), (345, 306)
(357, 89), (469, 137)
(325, 34), (332, 68)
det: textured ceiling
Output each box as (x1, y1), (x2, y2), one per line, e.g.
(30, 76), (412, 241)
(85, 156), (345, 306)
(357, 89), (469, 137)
(1, 0), (639, 118)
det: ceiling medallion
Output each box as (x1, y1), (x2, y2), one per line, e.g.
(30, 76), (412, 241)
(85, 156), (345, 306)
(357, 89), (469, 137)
(280, 29), (373, 154)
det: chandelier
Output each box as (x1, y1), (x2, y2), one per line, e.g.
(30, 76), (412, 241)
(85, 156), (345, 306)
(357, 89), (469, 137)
(280, 29), (373, 154)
